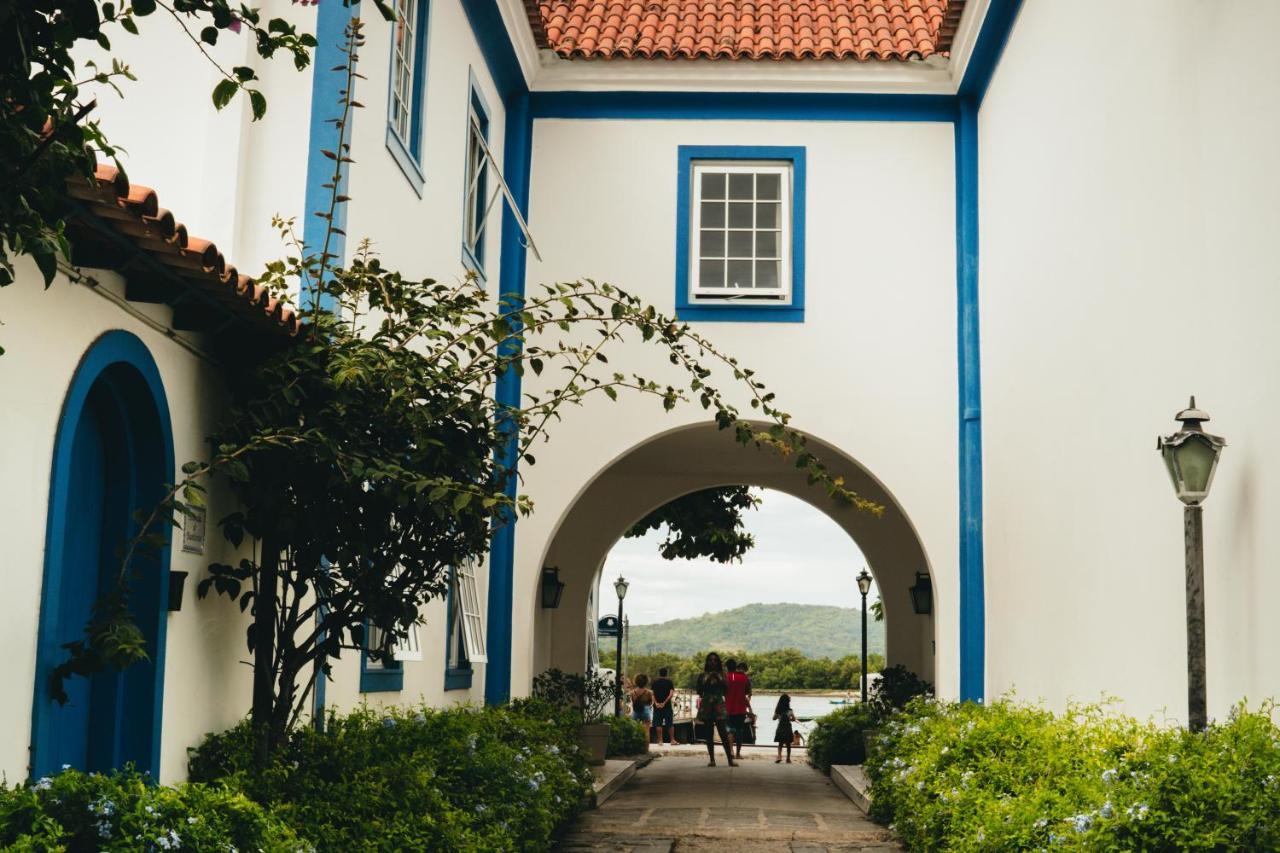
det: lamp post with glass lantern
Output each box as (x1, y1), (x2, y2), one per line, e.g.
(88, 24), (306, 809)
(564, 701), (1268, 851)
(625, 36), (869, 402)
(1157, 397), (1226, 732)
(613, 575), (629, 717)
(856, 568), (873, 703)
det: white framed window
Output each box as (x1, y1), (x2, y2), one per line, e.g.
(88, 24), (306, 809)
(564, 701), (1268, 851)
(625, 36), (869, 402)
(690, 162), (792, 302)
(452, 557), (487, 663)
(389, 0), (420, 146)
(365, 621), (421, 664)
(462, 89), (490, 272)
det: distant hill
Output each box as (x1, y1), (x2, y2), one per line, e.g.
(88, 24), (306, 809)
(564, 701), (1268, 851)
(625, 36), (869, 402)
(627, 602), (885, 660)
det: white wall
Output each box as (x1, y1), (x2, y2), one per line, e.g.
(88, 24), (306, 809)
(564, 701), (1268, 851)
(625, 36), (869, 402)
(511, 117), (960, 696)
(980, 0), (1280, 718)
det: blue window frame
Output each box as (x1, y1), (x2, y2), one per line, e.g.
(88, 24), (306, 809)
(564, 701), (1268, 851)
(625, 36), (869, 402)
(675, 145), (806, 322)
(444, 571), (473, 690)
(461, 72), (491, 278)
(385, 0), (430, 194)
(359, 622), (404, 693)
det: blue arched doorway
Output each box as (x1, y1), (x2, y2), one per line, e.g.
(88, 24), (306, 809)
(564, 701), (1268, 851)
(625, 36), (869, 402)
(30, 330), (175, 778)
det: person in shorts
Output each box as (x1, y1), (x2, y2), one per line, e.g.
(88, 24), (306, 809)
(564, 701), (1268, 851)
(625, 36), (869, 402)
(651, 667), (676, 745)
(724, 659), (752, 758)
(629, 674), (654, 742)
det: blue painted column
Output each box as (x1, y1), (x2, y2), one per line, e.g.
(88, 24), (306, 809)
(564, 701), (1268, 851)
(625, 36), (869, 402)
(484, 91), (533, 705)
(955, 99), (984, 703)
(300, 0), (358, 314)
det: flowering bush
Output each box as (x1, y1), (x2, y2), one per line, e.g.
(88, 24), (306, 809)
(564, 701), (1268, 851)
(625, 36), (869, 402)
(189, 701), (594, 851)
(606, 716), (648, 757)
(866, 698), (1280, 850)
(0, 766), (305, 851)
(807, 703), (879, 772)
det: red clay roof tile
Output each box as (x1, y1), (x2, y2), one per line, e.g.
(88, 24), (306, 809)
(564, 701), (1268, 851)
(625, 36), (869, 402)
(64, 164), (300, 337)
(529, 0), (963, 61)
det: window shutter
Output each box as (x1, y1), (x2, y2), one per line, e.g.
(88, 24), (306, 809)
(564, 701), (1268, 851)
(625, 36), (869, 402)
(393, 623), (422, 661)
(453, 558), (488, 663)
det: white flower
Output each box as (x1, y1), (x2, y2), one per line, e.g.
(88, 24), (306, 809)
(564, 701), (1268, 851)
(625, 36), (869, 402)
(1033, 818), (1048, 829)
(1068, 813), (1093, 833)
(34, 777), (52, 791)
(188, 816), (198, 824)
(1099, 801), (1114, 819)
(1101, 769), (1118, 783)
(1126, 803), (1150, 820)
(1167, 754), (1178, 764)
(61, 764), (71, 771)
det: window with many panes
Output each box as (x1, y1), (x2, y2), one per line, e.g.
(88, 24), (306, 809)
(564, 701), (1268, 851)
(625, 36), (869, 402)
(390, 0), (420, 145)
(691, 162), (791, 301)
(461, 85), (490, 275)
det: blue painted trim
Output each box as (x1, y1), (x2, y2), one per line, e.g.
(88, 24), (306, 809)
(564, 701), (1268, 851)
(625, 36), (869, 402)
(461, 68), (492, 280)
(675, 145), (806, 323)
(31, 330), (174, 779)
(955, 100), (984, 703)
(957, 0), (1026, 105)
(532, 91), (957, 123)
(444, 570), (474, 690)
(484, 90), (532, 706)
(301, 1), (358, 313)
(383, 0), (431, 194)
(457, 0), (526, 101)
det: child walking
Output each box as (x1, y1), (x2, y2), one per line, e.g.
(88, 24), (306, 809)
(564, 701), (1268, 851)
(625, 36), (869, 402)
(773, 694), (797, 763)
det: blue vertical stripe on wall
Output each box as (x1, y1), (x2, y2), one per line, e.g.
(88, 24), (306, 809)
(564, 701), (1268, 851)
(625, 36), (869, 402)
(301, 0), (358, 314)
(954, 99), (984, 703)
(484, 90), (533, 705)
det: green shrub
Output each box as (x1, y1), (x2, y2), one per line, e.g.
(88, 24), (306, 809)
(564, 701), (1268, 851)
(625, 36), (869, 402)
(867, 698), (1280, 851)
(807, 703), (880, 772)
(0, 766), (305, 851)
(606, 716), (648, 757)
(869, 665), (932, 717)
(189, 702), (594, 852)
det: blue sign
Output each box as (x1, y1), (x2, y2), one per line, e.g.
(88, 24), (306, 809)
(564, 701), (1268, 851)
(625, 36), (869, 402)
(597, 615), (621, 638)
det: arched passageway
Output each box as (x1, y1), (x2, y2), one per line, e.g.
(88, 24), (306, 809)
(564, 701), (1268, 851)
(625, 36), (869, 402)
(530, 423), (936, 683)
(30, 331), (174, 778)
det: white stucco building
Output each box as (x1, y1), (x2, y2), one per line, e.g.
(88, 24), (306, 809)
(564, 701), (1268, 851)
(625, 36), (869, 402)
(3, 0), (1279, 783)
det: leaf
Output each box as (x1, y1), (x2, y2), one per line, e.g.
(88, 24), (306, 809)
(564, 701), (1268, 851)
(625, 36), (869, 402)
(212, 79), (238, 111)
(453, 491), (472, 510)
(248, 89), (267, 120)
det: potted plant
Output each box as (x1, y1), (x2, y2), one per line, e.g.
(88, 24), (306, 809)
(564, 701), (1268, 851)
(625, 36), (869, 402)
(533, 668), (616, 765)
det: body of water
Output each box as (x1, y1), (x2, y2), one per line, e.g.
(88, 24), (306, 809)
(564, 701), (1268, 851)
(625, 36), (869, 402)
(747, 691), (864, 742)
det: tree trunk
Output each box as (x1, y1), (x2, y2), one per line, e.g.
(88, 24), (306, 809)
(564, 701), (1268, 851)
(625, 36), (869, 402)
(252, 534), (279, 767)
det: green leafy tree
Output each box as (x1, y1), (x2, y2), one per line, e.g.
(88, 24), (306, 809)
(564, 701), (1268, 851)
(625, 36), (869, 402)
(624, 486), (760, 563)
(51, 18), (884, 765)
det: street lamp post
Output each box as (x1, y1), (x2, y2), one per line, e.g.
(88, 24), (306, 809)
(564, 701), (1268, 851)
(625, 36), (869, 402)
(613, 575), (629, 717)
(856, 568), (873, 704)
(1157, 397), (1226, 732)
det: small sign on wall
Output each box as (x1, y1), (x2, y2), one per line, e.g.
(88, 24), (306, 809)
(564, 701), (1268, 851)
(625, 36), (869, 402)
(182, 505), (206, 554)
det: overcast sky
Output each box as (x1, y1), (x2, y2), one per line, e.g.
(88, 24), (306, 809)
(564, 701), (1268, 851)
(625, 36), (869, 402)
(598, 488), (879, 626)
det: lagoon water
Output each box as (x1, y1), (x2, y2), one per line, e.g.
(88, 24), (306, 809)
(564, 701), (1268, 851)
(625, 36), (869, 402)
(748, 692), (853, 741)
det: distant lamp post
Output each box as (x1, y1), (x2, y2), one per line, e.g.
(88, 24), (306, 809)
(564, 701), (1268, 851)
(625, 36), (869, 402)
(613, 575), (629, 717)
(856, 568), (873, 704)
(909, 572), (933, 615)
(1157, 397), (1226, 732)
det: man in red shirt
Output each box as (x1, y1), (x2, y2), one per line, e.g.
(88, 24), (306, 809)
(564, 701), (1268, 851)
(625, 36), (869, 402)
(724, 658), (752, 758)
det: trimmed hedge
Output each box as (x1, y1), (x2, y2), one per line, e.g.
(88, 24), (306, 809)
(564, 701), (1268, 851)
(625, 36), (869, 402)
(867, 698), (1280, 850)
(189, 700), (593, 852)
(0, 767), (305, 851)
(605, 716), (648, 757)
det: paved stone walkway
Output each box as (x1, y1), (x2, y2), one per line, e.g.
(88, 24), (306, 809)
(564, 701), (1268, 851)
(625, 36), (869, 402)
(557, 754), (899, 852)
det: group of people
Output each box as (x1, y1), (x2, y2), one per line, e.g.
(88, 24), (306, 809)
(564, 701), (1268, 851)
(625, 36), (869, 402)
(623, 653), (800, 766)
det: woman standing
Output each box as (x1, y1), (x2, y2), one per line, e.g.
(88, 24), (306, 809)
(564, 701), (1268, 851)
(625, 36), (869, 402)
(629, 674), (655, 743)
(695, 653), (736, 767)
(773, 694), (797, 763)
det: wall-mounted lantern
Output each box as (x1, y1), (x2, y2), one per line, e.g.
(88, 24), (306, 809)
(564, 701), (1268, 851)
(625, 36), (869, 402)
(909, 572), (933, 615)
(168, 570), (188, 612)
(540, 566), (565, 609)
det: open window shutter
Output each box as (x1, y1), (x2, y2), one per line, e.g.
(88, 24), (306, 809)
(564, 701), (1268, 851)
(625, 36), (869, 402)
(454, 558), (487, 663)
(385, 565), (423, 662)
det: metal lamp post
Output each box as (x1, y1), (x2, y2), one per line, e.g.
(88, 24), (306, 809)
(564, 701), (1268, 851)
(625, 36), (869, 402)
(856, 568), (873, 703)
(613, 575), (629, 717)
(1157, 397), (1226, 732)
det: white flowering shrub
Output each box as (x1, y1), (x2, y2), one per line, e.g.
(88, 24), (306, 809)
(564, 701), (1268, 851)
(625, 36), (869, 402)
(866, 698), (1280, 850)
(187, 700), (593, 851)
(0, 766), (306, 850)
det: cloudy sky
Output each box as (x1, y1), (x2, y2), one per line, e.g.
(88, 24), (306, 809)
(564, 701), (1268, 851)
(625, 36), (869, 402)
(597, 488), (879, 626)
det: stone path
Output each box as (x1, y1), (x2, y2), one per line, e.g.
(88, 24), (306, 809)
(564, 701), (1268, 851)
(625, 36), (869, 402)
(557, 754), (899, 852)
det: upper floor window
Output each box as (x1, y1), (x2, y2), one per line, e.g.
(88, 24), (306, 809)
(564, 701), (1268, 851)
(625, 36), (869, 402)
(462, 79), (491, 277)
(676, 146), (806, 323)
(692, 163), (790, 300)
(386, 0), (429, 192)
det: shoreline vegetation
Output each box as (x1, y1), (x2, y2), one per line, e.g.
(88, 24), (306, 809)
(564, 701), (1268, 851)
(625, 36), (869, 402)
(598, 648), (885, 692)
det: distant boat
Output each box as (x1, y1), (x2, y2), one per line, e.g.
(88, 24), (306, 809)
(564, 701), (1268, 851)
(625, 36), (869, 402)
(829, 698), (852, 705)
